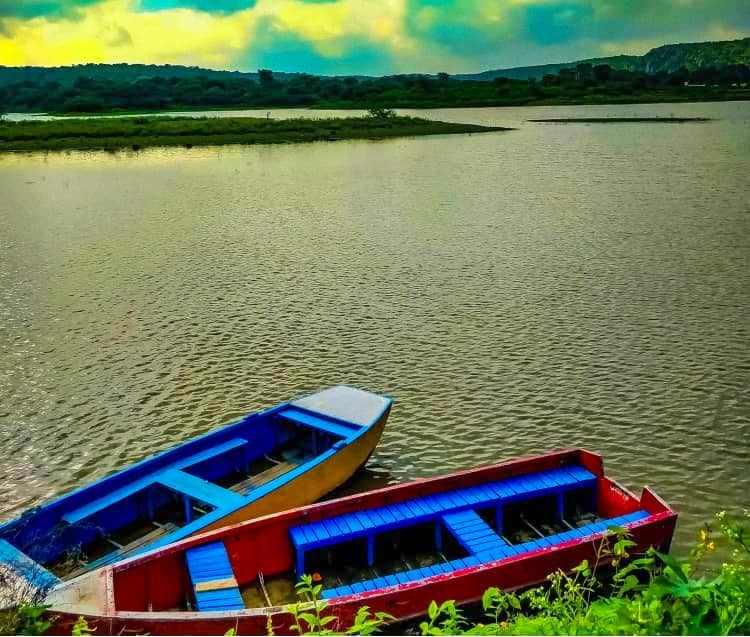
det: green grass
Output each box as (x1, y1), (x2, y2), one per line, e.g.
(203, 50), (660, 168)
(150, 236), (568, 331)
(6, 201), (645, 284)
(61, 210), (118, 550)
(0, 114), (510, 152)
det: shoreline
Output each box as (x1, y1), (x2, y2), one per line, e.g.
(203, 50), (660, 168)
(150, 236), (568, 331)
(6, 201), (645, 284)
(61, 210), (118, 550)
(0, 114), (511, 153)
(528, 116), (712, 123)
(3, 96), (749, 120)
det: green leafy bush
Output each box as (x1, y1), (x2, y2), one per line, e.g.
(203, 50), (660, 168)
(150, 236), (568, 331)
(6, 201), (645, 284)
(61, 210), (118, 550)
(417, 510), (750, 636)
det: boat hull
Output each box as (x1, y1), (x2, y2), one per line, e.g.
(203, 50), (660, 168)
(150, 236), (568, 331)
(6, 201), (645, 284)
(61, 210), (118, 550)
(45, 450), (677, 636)
(202, 408), (388, 531)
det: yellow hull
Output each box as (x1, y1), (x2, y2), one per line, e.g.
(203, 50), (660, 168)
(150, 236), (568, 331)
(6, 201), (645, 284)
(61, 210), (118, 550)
(202, 407), (389, 532)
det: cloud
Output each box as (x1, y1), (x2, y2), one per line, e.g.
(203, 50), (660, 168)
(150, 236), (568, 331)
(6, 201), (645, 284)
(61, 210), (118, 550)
(0, 0), (255, 66)
(0, 0), (746, 73)
(0, 0), (100, 19)
(138, 0), (256, 14)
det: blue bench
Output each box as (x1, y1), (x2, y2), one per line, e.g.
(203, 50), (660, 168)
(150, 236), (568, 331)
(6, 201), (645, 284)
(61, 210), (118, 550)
(186, 541), (244, 611)
(0, 538), (60, 590)
(158, 471), (244, 522)
(174, 437), (249, 472)
(61, 438), (248, 525)
(321, 510), (649, 599)
(278, 409), (359, 439)
(441, 510), (507, 555)
(290, 465), (597, 576)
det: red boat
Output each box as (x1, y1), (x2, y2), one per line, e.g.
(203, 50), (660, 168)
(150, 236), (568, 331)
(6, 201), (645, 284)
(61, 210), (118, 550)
(45, 449), (677, 635)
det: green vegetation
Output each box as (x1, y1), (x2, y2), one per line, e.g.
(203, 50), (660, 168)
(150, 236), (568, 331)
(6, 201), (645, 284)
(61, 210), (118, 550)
(0, 61), (748, 115)
(416, 511), (750, 635)
(0, 604), (52, 635)
(290, 574), (394, 635)
(0, 556), (55, 635)
(0, 114), (509, 152)
(643, 37), (750, 74)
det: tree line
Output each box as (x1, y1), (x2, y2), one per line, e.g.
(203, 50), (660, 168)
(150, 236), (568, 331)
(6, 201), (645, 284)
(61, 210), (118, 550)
(1, 63), (749, 114)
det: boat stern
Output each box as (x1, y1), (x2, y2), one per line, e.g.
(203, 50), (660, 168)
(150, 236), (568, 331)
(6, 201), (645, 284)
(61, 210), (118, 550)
(290, 385), (392, 431)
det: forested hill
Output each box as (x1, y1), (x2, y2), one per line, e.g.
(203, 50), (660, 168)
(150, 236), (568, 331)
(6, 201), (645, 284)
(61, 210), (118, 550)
(0, 63), (299, 86)
(643, 37), (750, 73)
(455, 56), (642, 81)
(457, 37), (750, 80)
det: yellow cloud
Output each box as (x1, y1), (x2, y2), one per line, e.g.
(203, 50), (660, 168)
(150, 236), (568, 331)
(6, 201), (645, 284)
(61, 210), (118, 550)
(0, 38), (25, 66)
(0, 0), (255, 67)
(0, 0), (459, 72)
(251, 0), (412, 59)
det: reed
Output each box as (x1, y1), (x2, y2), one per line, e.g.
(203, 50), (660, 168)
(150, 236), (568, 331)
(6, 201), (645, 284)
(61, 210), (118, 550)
(0, 115), (510, 152)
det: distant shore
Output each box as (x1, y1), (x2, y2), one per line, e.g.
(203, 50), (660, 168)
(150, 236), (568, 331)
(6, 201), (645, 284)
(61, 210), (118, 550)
(3, 95), (747, 122)
(0, 115), (511, 152)
(528, 116), (712, 123)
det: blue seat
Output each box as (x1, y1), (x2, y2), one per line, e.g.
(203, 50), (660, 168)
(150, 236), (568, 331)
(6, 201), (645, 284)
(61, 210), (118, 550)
(61, 438), (248, 526)
(185, 541), (244, 611)
(158, 471), (244, 509)
(441, 510), (508, 555)
(320, 509), (650, 599)
(290, 465), (597, 575)
(175, 438), (249, 472)
(0, 539), (60, 590)
(278, 409), (357, 439)
(158, 470), (244, 523)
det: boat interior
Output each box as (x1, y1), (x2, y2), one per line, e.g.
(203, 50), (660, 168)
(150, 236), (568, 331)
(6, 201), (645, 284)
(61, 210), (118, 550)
(108, 458), (650, 614)
(2, 406), (357, 580)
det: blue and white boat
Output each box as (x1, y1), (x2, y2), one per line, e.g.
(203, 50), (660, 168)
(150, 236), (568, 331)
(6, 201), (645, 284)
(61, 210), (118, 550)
(0, 385), (391, 590)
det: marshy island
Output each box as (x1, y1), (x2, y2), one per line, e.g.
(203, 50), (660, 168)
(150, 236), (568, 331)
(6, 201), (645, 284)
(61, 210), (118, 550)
(0, 113), (511, 152)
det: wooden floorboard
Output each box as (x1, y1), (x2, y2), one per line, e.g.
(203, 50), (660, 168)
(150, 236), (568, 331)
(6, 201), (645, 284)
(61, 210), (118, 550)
(63, 522), (177, 580)
(228, 461), (298, 494)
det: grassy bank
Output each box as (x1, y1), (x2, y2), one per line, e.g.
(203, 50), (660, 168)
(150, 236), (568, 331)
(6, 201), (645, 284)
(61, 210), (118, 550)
(0, 114), (509, 152)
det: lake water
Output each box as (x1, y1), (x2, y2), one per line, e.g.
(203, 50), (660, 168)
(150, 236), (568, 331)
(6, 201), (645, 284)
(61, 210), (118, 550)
(1, 101), (748, 555)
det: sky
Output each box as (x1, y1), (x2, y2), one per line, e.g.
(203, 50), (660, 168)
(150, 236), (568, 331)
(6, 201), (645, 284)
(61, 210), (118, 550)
(0, 0), (748, 75)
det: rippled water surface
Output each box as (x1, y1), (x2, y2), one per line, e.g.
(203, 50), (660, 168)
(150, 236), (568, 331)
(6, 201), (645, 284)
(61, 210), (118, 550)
(1, 101), (748, 554)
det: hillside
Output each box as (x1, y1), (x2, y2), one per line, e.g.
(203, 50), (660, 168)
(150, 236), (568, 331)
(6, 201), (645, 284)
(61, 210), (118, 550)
(455, 55), (642, 81)
(642, 37), (750, 73)
(458, 36), (750, 81)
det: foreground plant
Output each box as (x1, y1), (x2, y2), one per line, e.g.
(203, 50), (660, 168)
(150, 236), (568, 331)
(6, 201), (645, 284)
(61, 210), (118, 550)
(289, 574), (394, 636)
(418, 510), (750, 636)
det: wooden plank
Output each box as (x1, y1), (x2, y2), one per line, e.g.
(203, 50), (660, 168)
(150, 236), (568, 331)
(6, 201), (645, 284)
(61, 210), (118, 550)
(63, 523), (176, 580)
(227, 461), (298, 493)
(194, 577), (238, 592)
(119, 522), (178, 558)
